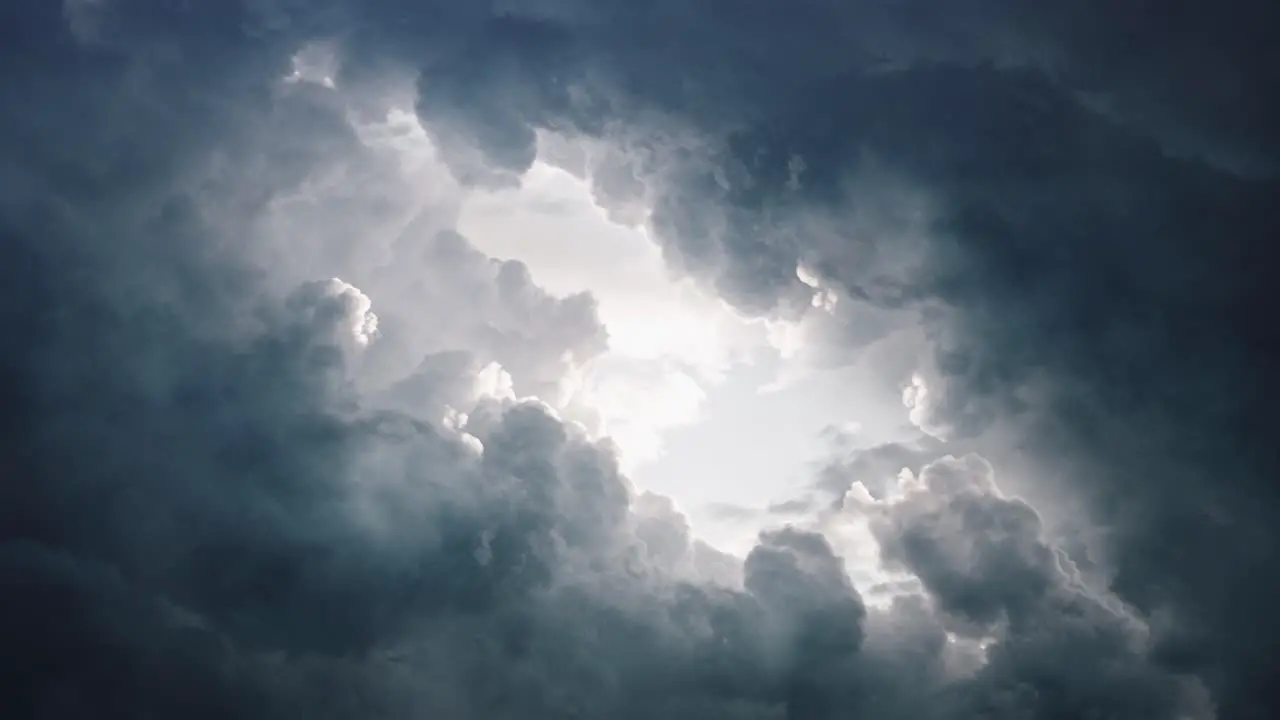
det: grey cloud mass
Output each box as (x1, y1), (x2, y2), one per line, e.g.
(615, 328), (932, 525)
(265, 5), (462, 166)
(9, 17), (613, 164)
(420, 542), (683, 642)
(2, 1), (1277, 718)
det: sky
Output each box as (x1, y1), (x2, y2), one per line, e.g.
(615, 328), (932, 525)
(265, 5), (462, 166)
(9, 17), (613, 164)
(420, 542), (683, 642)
(458, 153), (919, 553)
(2, 1), (1279, 719)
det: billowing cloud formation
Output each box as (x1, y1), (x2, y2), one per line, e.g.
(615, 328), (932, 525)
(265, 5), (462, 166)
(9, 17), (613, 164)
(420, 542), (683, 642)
(1, 1), (1276, 719)
(849, 454), (1215, 719)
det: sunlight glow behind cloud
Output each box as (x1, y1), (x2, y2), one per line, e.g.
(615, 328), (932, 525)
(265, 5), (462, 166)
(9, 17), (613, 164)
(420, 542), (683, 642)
(458, 157), (791, 471)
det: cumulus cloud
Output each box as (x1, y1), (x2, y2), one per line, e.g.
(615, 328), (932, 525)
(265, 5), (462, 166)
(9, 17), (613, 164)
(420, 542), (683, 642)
(287, 277), (380, 348)
(1, 1), (1277, 719)
(847, 455), (1213, 719)
(338, 4), (1280, 715)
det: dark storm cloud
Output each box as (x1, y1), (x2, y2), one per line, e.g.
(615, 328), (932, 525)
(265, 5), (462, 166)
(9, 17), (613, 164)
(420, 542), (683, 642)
(854, 454), (1212, 720)
(0, 3), (859, 718)
(329, 2), (1278, 716)
(2, 0), (1276, 719)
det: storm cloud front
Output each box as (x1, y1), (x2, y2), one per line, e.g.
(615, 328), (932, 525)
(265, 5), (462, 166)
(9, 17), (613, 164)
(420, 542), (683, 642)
(1, 1), (1277, 718)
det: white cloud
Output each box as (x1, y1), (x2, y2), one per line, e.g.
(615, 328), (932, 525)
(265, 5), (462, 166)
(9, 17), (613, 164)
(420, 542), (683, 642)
(250, 92), (921, 550)
(458, 156), (784, 470)
(289, 277), (380, 349)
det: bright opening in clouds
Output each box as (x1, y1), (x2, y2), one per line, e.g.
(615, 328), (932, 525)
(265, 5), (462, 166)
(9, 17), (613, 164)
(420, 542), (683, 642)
(4, 2), (1277, 719)
(460, 158), (770, 470)
(457, 149), (927, 554)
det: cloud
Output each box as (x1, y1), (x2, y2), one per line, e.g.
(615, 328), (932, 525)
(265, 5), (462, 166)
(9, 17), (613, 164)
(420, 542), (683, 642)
(1, 1), (1276, 718)
(852, 455), (1212, 719)
(287, 278), (380, 349)
(333, 4), (1280, 714)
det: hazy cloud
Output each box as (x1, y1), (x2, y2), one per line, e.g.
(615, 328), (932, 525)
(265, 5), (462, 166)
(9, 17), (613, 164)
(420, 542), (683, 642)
(1, 1), (1276, 718)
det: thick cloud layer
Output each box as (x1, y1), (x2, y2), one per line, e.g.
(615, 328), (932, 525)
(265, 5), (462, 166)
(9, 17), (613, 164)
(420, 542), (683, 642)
(1, 1), (1276, 718)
